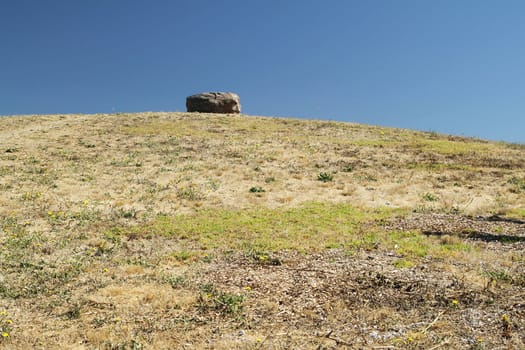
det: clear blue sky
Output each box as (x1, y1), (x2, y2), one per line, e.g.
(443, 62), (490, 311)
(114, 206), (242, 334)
(1, 0), (524, 143)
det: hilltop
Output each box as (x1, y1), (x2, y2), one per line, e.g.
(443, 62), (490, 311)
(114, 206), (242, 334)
(0, 112), (524, 349)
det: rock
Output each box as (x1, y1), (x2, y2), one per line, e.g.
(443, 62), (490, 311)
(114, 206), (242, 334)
(186, 92), (241, 114)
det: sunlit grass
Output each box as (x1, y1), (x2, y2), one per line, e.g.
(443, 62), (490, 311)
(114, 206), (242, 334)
(120, 202), (399, 252)
(122, 115), (297, 139)
(113, 202), (475, 265)
(505, 208), (525, 219)
(411, 138), (492, 155)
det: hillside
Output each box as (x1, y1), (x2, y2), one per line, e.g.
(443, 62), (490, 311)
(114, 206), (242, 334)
(0, 112), (524, 349)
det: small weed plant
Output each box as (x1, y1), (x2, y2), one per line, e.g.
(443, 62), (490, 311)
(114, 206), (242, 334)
(249, 186), (266, 193)
(198, 284), (245, 316)
(508, 176), (525, 193)
(317, 172), (333, 182)
(423, 193), (439, 202)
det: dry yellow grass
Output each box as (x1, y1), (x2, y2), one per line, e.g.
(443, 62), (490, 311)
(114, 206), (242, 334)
(0, 112), (524, 349)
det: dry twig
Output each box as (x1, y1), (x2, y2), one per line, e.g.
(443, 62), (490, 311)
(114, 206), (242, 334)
(422, 310), (446, 334)
(324, 330), (353, 346)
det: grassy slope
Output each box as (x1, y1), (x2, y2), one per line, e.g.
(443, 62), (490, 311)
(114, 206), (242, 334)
(0, 112), (524, 349)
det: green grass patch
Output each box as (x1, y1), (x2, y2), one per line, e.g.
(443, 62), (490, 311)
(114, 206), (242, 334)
(505, 208), (525, 219)
(438, 241), (472, 253)
(114, 202), (475, 261)
(122, 116), (296, 139)
(121, 202), (400, 253)
(387, 231), (472, 262)
(389, 231), (431, 257)
(411, 139), (492, 155)
(347, 231), (381, 251)
(170, 250), (202, 263)
(393, 258), (415, 269)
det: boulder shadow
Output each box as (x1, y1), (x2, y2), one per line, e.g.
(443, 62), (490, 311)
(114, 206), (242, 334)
(423, 230), (525, 243)
(482, 215), (525, 225)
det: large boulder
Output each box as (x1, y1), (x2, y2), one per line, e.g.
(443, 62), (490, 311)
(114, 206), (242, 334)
(186, 92), (241, 114)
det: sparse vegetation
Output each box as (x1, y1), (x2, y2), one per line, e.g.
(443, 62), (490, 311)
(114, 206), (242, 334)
(508, 176), (525, 193)
(0, 112), (524, 349)
(198, 284), (245, 316)
(249, 186), (265, 193)
(317, 171), (333, 182)
(422, 192), (439, 202)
